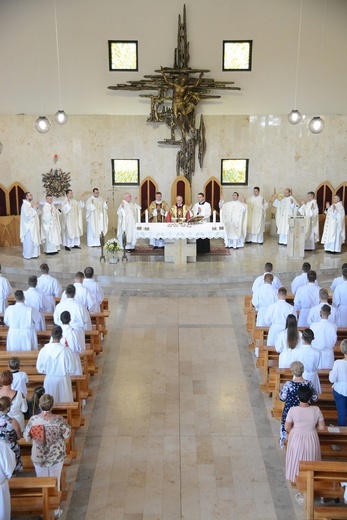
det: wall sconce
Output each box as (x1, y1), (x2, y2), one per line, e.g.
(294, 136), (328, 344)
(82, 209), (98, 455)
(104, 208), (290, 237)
(54, 153), (59, 163)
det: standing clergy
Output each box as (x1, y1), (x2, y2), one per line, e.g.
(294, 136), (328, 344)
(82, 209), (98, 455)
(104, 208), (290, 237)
(61, 189), (85, 251)
(20, 191), (41, 259)
(321, 195), (345, 253)
(169, 195), (191, 221)
(0, 265), (12, 314)
(298, 191), (319, 251)
(4, 290), (39, 351)
(86, 188), (108, 247)
(36, 263), (62, 312)
(272, 188), (298, 245)
(41, 194), (61, 255)
(147, 191), (170, 249)
(191, 192), (211, 253)
(245, 186), (268, 244)
(220, 192), (247, 249)
(117, 192), (141, 251)
(0, 439), (16, 520)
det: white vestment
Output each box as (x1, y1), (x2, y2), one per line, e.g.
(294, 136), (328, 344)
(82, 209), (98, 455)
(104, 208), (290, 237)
(4, 302), (38, 351)
(54, 298), (91, 332)
(24, 287), (46, 330)
(41, 202), (61, 253)
(0, 440), (16, 520)
(307, 303), (337, 325)
(298, 200), (319, 250)
(20, 199), (41, 259)
(61, 283), (97, 313)
(333, 280), (347, 327)
(36, 342), (77, 402)
(331, 275), (344, 292)
(252, 272), (282, 293)
(221, 200), (247, 249)
(310, 319), (337, 369)
(37, 273), (62, 312)
(0, 274), (12, 313)
(264, 299), (294, 346)
(291, 273), (319, 295)
(252, 284), (278, 326)
(11, 371), (29, 396)
(275, 329), (302, 368)
(61, 324), (83, 375)
(273, 195), (298, 245)
(246, 194), (268, 243)
(117, 200), (141, 250)
(191, 201), (212, 221)
(83, 278), (104, 313)
(294, 283), (321, 327)
(61, 197), (85, 247)
(321, 201), (345, 252)
(293, 345), (322, 394)
(86, 195), (108, 246)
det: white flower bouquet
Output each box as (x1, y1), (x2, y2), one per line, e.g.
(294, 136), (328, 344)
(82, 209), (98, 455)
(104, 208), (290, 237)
(105, 238), (121, 254)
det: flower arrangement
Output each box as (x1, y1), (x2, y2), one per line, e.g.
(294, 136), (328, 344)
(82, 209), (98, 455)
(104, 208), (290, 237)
(105, 238), (121, 254)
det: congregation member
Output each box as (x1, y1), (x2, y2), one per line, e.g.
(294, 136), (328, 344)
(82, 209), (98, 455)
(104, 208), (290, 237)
(41, 194), (61, 255)
(191, 192), (211, 253)
(36, 262), (62, 312)
(20, 191), (41, 259)
(0, 396), (23, 476)
(83, 266), (104, 313)
(264, 287), (294, 346)
(37, 326), (77, 402)
(275, 314), (302, 368)
(0, 438), (16, 520)
(310, 304), (337, 369)
(117, 192), (141, 252)
(291, 262), (314, 295)
(294, 329), (321, 394)
(329, 339), (347, 426)
(330, 263), (347, 291)
(0, 371), (27, 432)
(61, 272), (97, 313)
(252, 262), (282, 293)
(86, 188), (109, 247)
(272, 188), (298, 245)
(4, 290), (39, 351)
(293, 270), (320, 327)
(307, 289), (336, 325)
(54, 284), (91, 331)
(321, 194), (345, 254)
(251, 273), (277, 326)
(332, 267), (347, 327)
(245, 186), (268, 244)
(220, 192), (247, 249)
(60, 311), (84, 373)
(8, 357), (29, 397)
(169, 195), (190, 221)
(298, 191), (319, 250)
(0, 264), (12, 313)
(61, 189), (85, 251)
(147, 191), (170, 249)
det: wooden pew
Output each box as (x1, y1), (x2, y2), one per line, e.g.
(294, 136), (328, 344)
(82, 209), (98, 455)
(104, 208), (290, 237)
(10, 476), (62, 520)
(43, 312), (108, 341)
(318, 427), (347, 462)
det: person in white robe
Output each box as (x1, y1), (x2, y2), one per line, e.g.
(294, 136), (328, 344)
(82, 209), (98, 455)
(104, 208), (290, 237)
(298, 191), (319, 250)
(36, 326), (77, 402)
(245, 187), (268, 244)
(272, 188), (298, 245)
(0, 266), (12, 314)
(264, 287), (294, 346)
(307, 289), (336, 325)
(23, 275), (46, 331)
(290, 262), (315, 295)
(20, 192), (41, 259)
(61, 189), (85, 251)
(275, 314), (302, 368)
(4, 290), (39, 351)
(54, 284), (91, 332)
(252, 262), (282, 293)
(191, 192), (212, 253)
(86, 188), (108, 247)
(9, 357), (29, 397)
(220, 192), (247, 249)
(41, 195), (61, 254)
(148, 191), (170, 248)
(83, 266), (104, 313)
(0, 439), (16, 520)
(294, 329), (321, 394)
(61, 272), (97, 313)
(252, 274), (277, 326)
(36, 263), (62, 312)
(330, 263), (347, 291)
(60, 311), (84, 376)
(310, 305), (337, 369)
(321, 195), (345, 253)
(333, 268), (347, 327)
(117, 192), (141, 251)
(293, 270), (321, 327)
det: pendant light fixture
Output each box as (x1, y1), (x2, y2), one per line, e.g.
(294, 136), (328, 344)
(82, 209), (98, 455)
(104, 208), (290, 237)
(53, 0), (68, 125)
(288, 0), (303, 125)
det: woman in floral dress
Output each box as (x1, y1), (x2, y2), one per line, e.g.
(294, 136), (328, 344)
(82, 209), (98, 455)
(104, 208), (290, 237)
(0, 396), (23, 475)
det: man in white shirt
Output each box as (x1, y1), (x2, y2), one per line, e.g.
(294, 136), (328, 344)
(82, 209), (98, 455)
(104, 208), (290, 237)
(220, 192), (247, 249)
(310, 305), (337, 368)
(191, 192), (211, 254)
(36, 263), (62, 312)
(4, 290), (39, 351)
(41, 194), (61, 255)
(245, 186), (268, 244)
(0, 264), (12, 313)
(252, 273), (277, 326)
(86, 188), (109, 247)
(20, 191), (41, 259)
(117, 192), (141, 251)
(272, 188), (298, 245)
(54, 284), (91, 331)
(61, 189), (85, 251)
(291, 262), (313, 295)
(264, 287), (294, 346)
(298, 191), (319, 251)
(252, 262), (282, 293)
(333, 267), (347, 327)
(294, 270), (321, 327)
(321, 195), (345, 253)
(307, 289), (336, 325)
(330, 263), (347, 291)
(83, 267), (104, 313)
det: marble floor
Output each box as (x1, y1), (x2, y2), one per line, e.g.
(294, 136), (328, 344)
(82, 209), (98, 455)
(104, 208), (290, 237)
(1, 236), (346, 520)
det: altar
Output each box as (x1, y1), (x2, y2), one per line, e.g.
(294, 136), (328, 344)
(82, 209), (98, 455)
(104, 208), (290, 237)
(135, 222), (226, 263)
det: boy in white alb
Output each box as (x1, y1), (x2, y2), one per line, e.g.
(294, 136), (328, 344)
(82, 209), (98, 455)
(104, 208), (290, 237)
(9, 357), (29, 396)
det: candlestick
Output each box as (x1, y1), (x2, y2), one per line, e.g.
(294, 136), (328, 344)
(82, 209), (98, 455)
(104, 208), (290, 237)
(213, 210), (216, 223)
(145, 209), (148, 223)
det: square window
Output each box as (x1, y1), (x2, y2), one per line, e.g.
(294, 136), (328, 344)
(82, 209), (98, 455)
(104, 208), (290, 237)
(223, 41), (252, 71)
(221, 159), (249, 185)
(108, 41), (138, 71)
(111, 159), (140, 185)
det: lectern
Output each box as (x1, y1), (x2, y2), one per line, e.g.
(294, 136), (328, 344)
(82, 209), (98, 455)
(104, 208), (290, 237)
(287, 216), (305, 258)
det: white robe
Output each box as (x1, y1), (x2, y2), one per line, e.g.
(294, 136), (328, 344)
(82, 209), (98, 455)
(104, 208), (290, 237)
(221, 200), (247, 249)
(86, 195), (108, 246)
(294, 283), (321, 327)
(252, 284), (278, 326)
(61, 197), (85, 247)
(293, 345), (322, 394)
(307, 303), (337, 325)
(20, 199), (41, 259)
(298, 200), (319, 250)
(7, 389), (27, 432)
(36, 273), (62, 312)
(331, 275), (344, 292)
(321, 201), (345, 252)
(54, 298), (91, 332)
(117, 200), (141, 250)
(11, 371), (29, 397)
(310, 319), (337, 369)
(4, 302), (38, 351)
(61, 324), (84, 375)
(252, 272), (282, 293)
(24, 287), (44, 311)
(83, 278), (104, 313)
(61, 283), (97, 313)
(264, 299), (294, 346)
(41, 202), (61, 253)
(0, 274), (12, 314)
(191, 201), (211, 221)
(333, 280), (347, 327)
(0, 440), (16, 520)
(273, 195), (298, 245)
(36, 341), (77, 402)
(275, 329), (302, 368)
(246, 194), (268, 243)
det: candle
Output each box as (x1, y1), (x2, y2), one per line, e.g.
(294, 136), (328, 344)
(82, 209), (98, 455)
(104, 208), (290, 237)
(137, 208), (141, 223)
(219, 209), (223, 223)
(213, 210), (216, 223)
(145, 209), (148, 223)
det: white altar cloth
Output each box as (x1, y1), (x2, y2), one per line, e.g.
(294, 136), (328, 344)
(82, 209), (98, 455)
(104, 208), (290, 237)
(135, 222), (226, 241)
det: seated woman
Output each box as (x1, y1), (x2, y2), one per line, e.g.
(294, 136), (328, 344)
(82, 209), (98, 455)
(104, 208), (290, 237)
(0, 370), (27, 432)
(0, 396), (23, 475)
(275, 314), (302, 368)
(279, 361), (318, 448)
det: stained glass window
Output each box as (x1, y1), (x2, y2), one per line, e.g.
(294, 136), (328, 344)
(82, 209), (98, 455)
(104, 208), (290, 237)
(223, 41), (252, 71)
(108, 41), (138, 71)
(112, 159), (140, 185)
(221, 159), (249, 185)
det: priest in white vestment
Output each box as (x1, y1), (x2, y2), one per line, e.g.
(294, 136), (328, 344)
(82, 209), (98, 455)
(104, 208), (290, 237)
(191, 192), (212, 253)
(83, 266), (104, 313)
(252, 262), (282, 293)
(86, 188), (108, 247)
(294, 329), (321, 394)
(41, 195), (61, 254)
(307, 289), (336, 325)
(333, 269), (347, 327)
(54, 284), (91, 332)
(220, 192), (247, 249)
(117, 192), (141, 251)
(298, 191), (319, 250)
(61, 189), (85, 251)
(272, 188), (298, 245)
(310, 305), (337, 369)
(147, 191), (170, 248)
(245, 187), (268, 244)
(0, 267), (12, 314)
(4, 290), (39, 351)
(321, 195), (345, 253)
(264, 287), (294, 346)
(36, 263), (62, 312)
(0, 439), (16, 520)
(20, 192), (41, 259)
(252, 274), (277, 326)
(294, 271), (321, 327)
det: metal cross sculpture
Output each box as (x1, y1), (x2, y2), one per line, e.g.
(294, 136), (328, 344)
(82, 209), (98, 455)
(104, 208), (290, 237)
(108, 5), (240, 184)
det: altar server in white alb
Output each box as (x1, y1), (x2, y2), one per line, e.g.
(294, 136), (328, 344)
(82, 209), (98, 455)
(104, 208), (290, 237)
(0, 439), (16, 520)
(41, 194), (61, 255)
(0, 265), (12, 314)
(220, 192), (247, 249)
(86, 188), (108, 247)
(252, 262), (282, 293)
(60, 311), (84, 375)
(4, 290), (39, 351)
(23, 275), (46, 331)
(272, 188), (298, 245)
(252, 274), (278, 326)
(307, 289), (337, 325)
(298, 191), (319, 251)
(54, 284), (91, 332)
(36, 263), (62, 312)
(333, 268), (347, 327)
(20, 191), (41, 259)
(191, 192), (212, 254)
(245, 187), (268, 244)
(264, 287), (294, 346)
(61, 272), (97, 313)
(331, 263), (347, 292)
(61, 189), (85, 251)
(83, 266), (104, 313)
(294, 329), (321, 394)
(321, 195), (345, 253)
(117, 192), (141, 251)
(294, 270), (321, 327)
(310, 305), (337, 369)
(291, 262), (314, 295)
